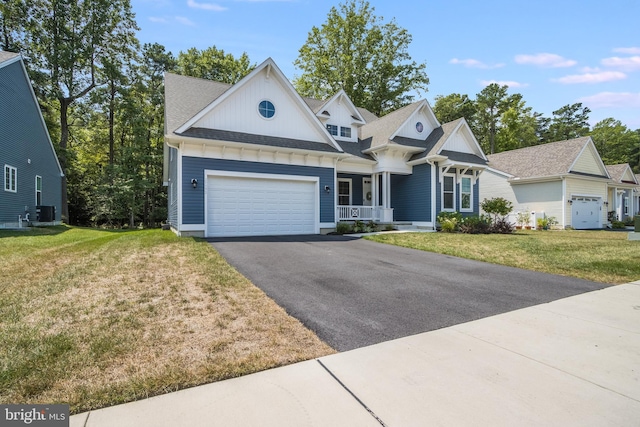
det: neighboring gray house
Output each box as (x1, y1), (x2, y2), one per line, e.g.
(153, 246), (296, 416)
(163, 58), (488, 237)
(0, 51), (63, 227)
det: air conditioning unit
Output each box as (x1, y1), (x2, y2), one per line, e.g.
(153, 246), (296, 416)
(36, 205), (56, 222)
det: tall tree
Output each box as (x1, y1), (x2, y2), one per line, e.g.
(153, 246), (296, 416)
(27, 0), (139, 221)
(176, 46), (254, 84)
(590, 118), (640, 166)
(475, 83), (511, 154)
(0, 0), (29, 52)
(542, 102), (591, 142)
(432, 93), (476, 128)
(494, 96), (539, 151)
(294, 0), (428, 116)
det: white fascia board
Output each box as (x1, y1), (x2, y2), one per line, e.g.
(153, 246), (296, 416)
(389, 100), (425, 141)
(0, 53), (21, 69)
(568, 137), (610, 179)
(176, 58), (343, 153)
(457, 118), (488, 161)
(485, 166), (513, 179)
(321, 89), (366, 124)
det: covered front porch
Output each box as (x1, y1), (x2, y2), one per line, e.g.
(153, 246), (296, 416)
(336, 173), (394, 222)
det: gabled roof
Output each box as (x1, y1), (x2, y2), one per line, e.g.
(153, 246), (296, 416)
(606, 164), (639, 185)
(312, 89), (366, 124)
(408, 118), (487, 165)
(360, 101), (422, 149)
(0, 51), (20, 66)
(164, 72), (231, 135)
(487, 137), (608, 179)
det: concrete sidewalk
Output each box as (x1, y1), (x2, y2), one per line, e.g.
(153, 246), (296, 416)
(71, 281), (640, 427)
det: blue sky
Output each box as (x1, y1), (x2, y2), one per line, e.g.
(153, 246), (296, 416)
(132, 0), (640, 130)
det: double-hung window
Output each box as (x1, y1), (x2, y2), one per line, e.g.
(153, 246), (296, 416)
(338, 179), (352, 205)
(442, 174), (455, 211)
(340, 126), (351, 138)
(4, 165), (17, 192)
(460, 176), (472, 212)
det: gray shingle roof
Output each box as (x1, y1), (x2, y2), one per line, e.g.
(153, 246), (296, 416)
(164, 72), (231, 134)
(487, 137), (597, 178)
(606, 164), (638, 184)
(440, 150), (487, 165)
(180, 128), (341, 153)
(360, 101), (421, 149)
(0, 50), (19, 66)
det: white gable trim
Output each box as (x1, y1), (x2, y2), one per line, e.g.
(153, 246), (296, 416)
(176, 58), (343, 153)
(568, 137), (609, 179)
(389, 100), (440, 141)
(317, 90), (366, 124)
(437, 118), (487, 161)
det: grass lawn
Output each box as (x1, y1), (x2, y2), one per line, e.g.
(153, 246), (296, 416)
(0, 226), (334, 414)
(366, 230), (640, 285)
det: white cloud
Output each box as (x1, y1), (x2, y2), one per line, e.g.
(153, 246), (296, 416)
(175, 16), (196, 26)
(187, 0), (227, 11)
(578, 92), (640, 109)
(601, 56), (640, 72)
(514, 53), (577, 68)
(480, 80), (529, 88)
(149, 16), (168, 23)
(553, 71), (626, 84)
(449, 58), (505, 69)
(613, 47), (640, 55)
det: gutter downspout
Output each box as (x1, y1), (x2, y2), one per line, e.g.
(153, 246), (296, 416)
(562, 177), (567, 229)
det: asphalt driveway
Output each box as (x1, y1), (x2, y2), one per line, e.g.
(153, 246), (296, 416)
(209, 234), (609, 351)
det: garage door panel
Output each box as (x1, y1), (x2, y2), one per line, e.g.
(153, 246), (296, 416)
(571, 198), (601, 229)
(207, 175), (317, 237)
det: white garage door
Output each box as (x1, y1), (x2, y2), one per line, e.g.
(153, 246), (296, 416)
(207, 174), (317, 237)
(571, 197), (601, 229)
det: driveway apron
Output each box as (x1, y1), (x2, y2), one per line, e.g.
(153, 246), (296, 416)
(209, 234), (609, 351)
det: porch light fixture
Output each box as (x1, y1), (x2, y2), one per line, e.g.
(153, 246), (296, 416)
(324, 185), (331, 193)
(191, 178), (198, 189)
(568, 199), (573, 205)
(604, 201), (608, 206)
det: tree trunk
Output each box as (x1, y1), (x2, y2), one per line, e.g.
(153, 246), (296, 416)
(59, 97), (70, 222)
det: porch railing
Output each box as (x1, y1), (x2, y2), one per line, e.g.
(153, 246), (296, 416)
(337, 205), (379, 221)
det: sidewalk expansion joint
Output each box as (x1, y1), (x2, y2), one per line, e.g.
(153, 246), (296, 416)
(317, 359), (388, 427)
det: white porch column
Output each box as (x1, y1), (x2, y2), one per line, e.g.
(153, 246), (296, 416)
(381, 172), (388, 209)
(372, 173), (379, 207)
(385, 172), (392, 208)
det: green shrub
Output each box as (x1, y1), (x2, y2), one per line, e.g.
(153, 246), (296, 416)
(336, 222), (353, 234)
(490, 217), (514, 234)
(611, 220), (626, 229)
(437, 211), (462, 232)
(459, 215), (491, 234)
(481, 197), (513, 222)
(365, 220), (379, 233)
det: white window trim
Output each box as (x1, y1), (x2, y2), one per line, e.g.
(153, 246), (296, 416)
(326, 124), (338, 136)
(4, 164), (17, 193)
(338, 178), (352, 206)
(35, 175), (42, 205)
(460, 176), (473, 212)
(441, 173), (456, 212)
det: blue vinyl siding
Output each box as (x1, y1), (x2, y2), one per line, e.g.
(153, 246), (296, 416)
(0, 59), (62, 223)
(181, 157), (335, 224)
(337, 173), (364, 205)
(391, 163), (432, 222)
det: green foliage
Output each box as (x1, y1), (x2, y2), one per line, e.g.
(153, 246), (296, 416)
(516, 211), (530, 227)
(175, 46), (255, 84)
(432, 93), (476, 127)
(490, 217), (514, 234)
(458, 215), (491, 234)
(294, 0), (428, 116)
(590, 118), (640, 166)
(611, 220), (626, 229)
(437, 211), (462, 233)
(481, 197), (513, 220)
(336, 222), (353, 234)
(542, 103), (591, 142)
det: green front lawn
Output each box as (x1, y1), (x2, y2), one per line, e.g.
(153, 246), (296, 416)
(0, 226), (334, 413)
(366, 230), (640, 284)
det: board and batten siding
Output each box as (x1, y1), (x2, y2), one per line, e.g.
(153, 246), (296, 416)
(565, 176), (608, 227)
(0, 59), (62, 224)
(391, 163), (432, 222)
(396, 110), (436, 141)
(181, 157), (334, 225)
(193, 68), (326, 144)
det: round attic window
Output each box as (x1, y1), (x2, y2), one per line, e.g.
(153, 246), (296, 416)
(258, 100), (275, 119)
(416, 122), (424, 133)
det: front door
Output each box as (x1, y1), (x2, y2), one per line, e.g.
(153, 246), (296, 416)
(363, 177), (372, 206)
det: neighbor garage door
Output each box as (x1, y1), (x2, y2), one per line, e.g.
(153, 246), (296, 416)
(571, 197), (601, 229)
(207, 173), (317, 237)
